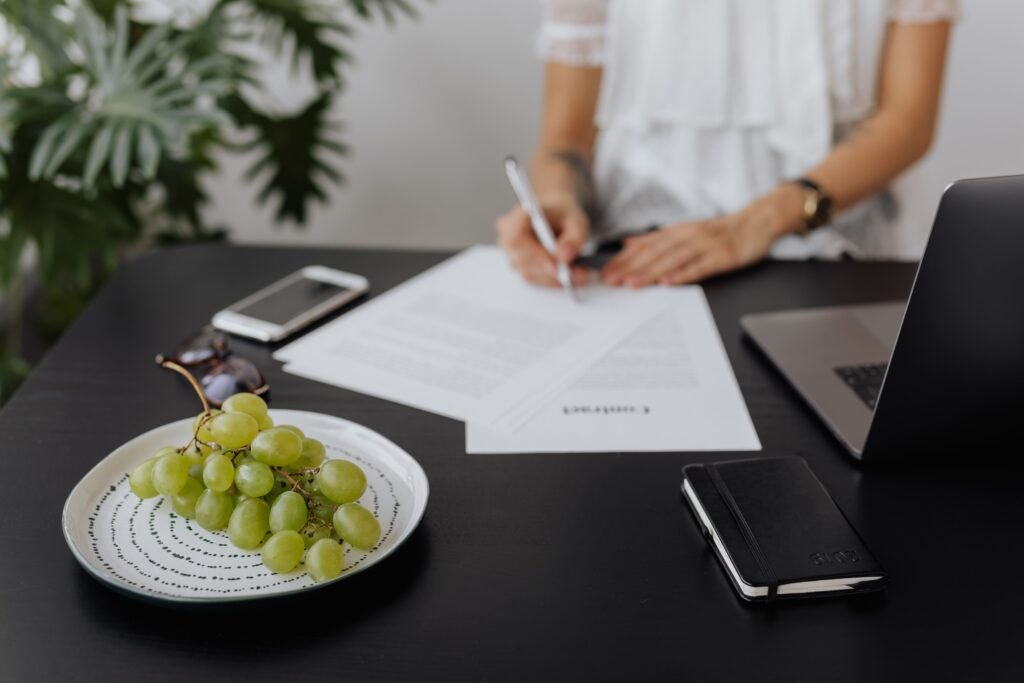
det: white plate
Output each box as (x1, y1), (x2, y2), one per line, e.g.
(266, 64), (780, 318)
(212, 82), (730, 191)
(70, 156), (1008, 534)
(62, 409), (429, 604)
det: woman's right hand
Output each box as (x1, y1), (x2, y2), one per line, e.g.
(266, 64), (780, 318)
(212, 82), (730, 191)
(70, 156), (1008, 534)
(495, 193), (592, 287)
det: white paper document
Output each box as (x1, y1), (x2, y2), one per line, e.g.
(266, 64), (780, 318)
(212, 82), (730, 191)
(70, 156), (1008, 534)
(465, 291), (761, 453)
(275, 246), (676, 431)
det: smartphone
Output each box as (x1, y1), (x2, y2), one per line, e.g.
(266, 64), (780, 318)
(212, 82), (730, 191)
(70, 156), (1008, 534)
(211, 266), (369, 342)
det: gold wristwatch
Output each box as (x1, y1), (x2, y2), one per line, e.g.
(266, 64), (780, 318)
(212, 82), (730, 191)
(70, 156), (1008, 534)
(794, 177), (834, 232)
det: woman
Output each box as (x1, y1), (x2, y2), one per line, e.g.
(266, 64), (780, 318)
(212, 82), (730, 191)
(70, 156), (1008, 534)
(497, 0), (958, 288)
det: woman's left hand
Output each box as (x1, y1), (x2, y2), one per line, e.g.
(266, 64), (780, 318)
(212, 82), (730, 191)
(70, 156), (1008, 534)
(601, 186), (804, 287)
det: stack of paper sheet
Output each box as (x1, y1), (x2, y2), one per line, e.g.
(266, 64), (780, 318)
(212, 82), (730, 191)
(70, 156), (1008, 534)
(276, 246), (760, 453)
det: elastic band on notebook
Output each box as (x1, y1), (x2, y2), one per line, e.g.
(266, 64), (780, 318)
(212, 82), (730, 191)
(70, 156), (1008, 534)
(707, 464), (779, 601)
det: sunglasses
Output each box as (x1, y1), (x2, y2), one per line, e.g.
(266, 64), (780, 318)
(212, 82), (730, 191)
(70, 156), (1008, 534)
(155, 328), (269, 407)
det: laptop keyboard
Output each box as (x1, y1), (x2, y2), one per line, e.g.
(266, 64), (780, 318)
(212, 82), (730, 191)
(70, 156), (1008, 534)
(834, 363), (888, 409)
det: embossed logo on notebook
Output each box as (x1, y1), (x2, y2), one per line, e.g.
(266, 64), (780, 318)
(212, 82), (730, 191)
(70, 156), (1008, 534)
(809, 550), (860, 566)
(562, 405), (651, 415)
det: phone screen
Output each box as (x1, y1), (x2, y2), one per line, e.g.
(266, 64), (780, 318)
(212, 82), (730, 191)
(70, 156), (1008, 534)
(234, 277), (349, 326)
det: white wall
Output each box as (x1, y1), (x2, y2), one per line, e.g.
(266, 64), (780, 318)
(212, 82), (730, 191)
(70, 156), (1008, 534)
(894, 0), (1024, 257)
(208, 0), (1024, 259)
(205, 0), (543, 250)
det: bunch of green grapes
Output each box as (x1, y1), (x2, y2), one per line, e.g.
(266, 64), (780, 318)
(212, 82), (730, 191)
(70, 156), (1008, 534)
(127, 393), (380, 582)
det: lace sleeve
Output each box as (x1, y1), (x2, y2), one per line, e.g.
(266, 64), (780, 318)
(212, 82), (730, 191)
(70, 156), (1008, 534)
(536, 0), (608, 66)
(888, 0), (961, 23)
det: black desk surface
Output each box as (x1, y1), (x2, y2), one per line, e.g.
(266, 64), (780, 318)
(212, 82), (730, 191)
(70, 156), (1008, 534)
(2, 245), (1020, 682)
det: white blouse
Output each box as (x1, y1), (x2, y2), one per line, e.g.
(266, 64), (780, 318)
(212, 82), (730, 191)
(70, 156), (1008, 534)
(537, 0), (960, 258)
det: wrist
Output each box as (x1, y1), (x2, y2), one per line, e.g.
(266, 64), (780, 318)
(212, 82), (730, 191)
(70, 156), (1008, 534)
(746, 184), (807, 240)
(533, 149), (595, 214)
(792, 177), (834, 231)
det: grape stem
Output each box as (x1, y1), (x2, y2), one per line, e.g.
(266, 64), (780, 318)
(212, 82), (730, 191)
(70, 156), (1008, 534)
(156, 358), (217, 453)
(180, 414), (217, 455)
(271, 466), (338, 528)
(274, 468), (309, 495)
(273, 467), (321, 498)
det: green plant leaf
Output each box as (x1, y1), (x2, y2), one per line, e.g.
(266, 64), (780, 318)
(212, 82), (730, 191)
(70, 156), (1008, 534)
(22, 4), (235, 189)
(27, 118), (70, 180)
(241, 0), (353, 85)
(83, 121), (116, 188)
(110, 121), (133, 186)
(42, 118), (89, 178)
(135, 124), (161, 179)
(0, 1), (72, 78)
(349, 0), (419, 23)
(234, 92), (346, 224)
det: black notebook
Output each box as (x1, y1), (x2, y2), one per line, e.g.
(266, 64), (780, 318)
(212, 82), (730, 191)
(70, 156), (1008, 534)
(681, 457), (887, 602)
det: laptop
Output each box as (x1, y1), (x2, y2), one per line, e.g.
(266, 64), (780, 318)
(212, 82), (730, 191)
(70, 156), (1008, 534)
(741, 175), (1024, 464)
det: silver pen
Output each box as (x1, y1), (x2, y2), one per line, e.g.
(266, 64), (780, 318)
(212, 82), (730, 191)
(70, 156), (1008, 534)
(504, 156), (579, 302)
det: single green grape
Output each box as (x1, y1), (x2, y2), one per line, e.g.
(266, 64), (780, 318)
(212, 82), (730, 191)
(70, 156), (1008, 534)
(332, 503), (380, 550)
(181, 446), (203, 467)
(269, 491), (308, 533)
(300, 523), (332, 548)
(129, 458), (159, 499)
(250, 427), (302, 467)
(153, 450), (189, 496)
(171, 478), (204, 519)
(202, 453), (235, 492)
(278, 424), (305, 439)
(193, 410), (222, 442)
(183, 444), (209, 480)
(209, 412), (259, 450)
(293, 438), (326, 469)
(235, 460), (275, 497)
(195, 489), (234, 531)
(261, 530), (305, 573)
(222, 392), (269, 420)
(316, 459), (367, 504)
(228, 498), (270, 549)
(306, 538), (344, 582)
(153, 446), (179, 460)
(257, 413), (274, 431)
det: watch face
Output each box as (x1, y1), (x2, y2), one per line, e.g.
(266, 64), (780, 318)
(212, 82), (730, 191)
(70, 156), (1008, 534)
(804, 193), (820, 218)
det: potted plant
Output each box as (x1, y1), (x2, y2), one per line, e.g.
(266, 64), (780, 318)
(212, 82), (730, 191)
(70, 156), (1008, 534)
(0, 0), (417, 403)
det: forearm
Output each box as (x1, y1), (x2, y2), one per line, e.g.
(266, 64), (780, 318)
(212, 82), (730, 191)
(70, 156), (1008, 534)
(530, 63), (602, 206)
(753, 109), (941, 240)
(807, 109), (936, 214)
(759, 21), (952, 238)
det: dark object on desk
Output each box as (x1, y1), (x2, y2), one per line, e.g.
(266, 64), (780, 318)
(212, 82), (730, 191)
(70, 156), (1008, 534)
(742, 174), (1024, 464)
(682, 457), (887, 603)
(155, 327), (269, 407)
(573, 226), (660, 270)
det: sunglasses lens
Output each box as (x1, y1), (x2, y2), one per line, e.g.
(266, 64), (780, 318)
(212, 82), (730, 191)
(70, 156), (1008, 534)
(201, 373), (248, 405)
(178, 347), (217, 365)
(200, 356), (267, 405)
(175, 329), (228, 366)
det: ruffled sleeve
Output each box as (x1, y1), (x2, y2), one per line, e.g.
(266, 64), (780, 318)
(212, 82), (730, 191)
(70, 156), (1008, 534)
(888, 0), (960, 22)
(536, 0), (609, 66)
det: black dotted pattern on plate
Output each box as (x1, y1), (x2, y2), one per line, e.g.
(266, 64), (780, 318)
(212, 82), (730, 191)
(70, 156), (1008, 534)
(84, 442), (403, 600)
